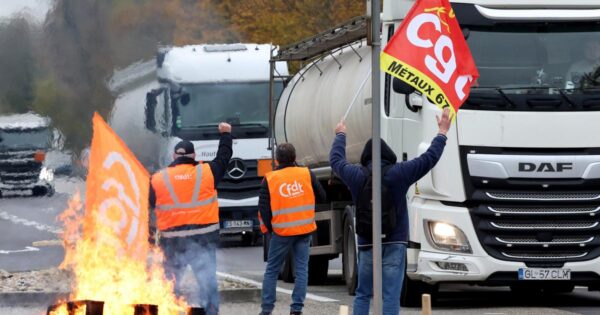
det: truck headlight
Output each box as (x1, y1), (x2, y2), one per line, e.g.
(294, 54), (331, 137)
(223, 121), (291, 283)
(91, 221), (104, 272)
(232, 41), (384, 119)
(425, 221), (472, 253)
(39, 167), (54, 182)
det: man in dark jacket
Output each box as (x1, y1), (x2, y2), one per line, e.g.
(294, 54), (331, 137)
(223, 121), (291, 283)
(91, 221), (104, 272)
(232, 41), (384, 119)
(149, 122), (232, 315)
(258, 143), (326, 315)
(329, 108), (452, 315)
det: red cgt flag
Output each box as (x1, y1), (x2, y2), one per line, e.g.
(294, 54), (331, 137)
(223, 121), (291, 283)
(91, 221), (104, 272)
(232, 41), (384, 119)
(380, 0), (479, 114)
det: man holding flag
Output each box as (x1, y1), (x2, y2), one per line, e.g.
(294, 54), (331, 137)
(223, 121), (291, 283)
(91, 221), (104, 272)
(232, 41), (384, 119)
(332, 0), (478, 313)
(331, 108), (451, 314)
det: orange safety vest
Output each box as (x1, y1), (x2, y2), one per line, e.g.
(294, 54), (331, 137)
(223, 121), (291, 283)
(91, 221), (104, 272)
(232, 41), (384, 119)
(260, 167), (316, 236)
(151, 163), (219, 231)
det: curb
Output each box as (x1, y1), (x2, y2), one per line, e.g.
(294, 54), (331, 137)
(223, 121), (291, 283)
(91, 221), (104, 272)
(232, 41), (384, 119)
(220, 288), (261, 303)
(0, 292), (69, 307)
(0, 288), (261, 307)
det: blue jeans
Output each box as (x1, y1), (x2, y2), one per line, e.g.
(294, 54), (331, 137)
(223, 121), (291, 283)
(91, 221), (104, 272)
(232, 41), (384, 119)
(353, 243), (406, 315)
(160, 232), (219, 315)
(261, 233), (312, 314)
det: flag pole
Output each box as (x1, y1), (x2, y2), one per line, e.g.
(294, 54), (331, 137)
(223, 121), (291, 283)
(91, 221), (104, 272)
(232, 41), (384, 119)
(368, 0), (383, 314)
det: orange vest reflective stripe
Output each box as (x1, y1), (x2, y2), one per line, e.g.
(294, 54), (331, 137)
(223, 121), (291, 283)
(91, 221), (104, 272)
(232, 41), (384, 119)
(264, 167), (316, 236)
(151, 163), (219, 231)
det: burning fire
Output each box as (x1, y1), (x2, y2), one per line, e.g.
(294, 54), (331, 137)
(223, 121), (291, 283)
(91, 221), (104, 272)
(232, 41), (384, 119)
(49, 192), (188, 315)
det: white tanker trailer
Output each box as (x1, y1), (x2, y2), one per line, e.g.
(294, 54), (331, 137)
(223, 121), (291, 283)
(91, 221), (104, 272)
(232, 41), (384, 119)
(270, 0), (600, 304)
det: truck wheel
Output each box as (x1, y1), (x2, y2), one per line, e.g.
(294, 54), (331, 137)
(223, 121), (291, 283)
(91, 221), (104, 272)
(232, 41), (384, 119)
(280, 250), (295, 283)
(32, 186), (49, 197)
(342, 211), (358, 295)
(308, 255), (329, 285)
(46, 186), (55, 197)
(400, 275), (436, 307)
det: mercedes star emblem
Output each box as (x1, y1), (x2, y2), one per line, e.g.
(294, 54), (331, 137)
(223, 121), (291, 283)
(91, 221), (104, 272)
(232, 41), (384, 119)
(227, 158), (247, 179)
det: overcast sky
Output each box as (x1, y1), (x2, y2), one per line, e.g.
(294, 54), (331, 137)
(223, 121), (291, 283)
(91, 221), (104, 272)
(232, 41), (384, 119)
(0, 0), (53, 21)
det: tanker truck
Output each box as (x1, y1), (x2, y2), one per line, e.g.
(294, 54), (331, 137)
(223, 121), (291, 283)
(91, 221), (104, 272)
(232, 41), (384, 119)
(270, 0), (600, 303)
(109, 43), (288, 244)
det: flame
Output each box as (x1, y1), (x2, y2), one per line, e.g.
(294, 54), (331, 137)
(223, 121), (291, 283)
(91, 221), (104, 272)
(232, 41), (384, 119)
(49, 192), (188, 315)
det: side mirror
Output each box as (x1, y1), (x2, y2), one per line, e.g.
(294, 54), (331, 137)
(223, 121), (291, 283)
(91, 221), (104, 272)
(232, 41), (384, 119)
(392, 77), (416, 94)
(392, 78), (422, 113)
(180, 92), (191, 106)
(145, 91), (157, 132)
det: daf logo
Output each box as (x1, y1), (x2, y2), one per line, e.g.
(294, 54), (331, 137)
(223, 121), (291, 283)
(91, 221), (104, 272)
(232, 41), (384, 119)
(227, 158), (247, 179)
(518, 162), (573, 173)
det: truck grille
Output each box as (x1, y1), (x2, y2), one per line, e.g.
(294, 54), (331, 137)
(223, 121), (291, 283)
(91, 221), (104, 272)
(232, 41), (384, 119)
(500, 251), (589, 260)
(486, 192), (600, 201)
(489, 206), (600, 215)
(217, 160), (262, 200)
(462, 146), (600, 264)
(472, 203), (600, 263)
(0, 150), (41, 188)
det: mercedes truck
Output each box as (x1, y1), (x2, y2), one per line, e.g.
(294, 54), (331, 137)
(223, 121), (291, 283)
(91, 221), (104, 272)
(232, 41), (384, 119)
(269, 0), (600, 302)
(110, 43), (288, 244)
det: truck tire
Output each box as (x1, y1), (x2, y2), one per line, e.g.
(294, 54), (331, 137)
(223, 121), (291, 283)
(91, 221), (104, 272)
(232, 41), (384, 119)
(280, 250), (295, 283)
(400, 275), (436, 307)
(342, 209), (358, 295)
(308, 255), (329, 285)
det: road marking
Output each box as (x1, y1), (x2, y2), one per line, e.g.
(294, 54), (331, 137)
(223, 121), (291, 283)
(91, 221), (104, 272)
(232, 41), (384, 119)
(216, 271), (339, 303)
(0, 246), (40, 254)
(32, 239), (63, 247)
(0, 210), (62, 234)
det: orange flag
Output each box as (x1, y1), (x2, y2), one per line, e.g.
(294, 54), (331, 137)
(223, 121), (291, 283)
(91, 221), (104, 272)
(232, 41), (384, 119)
(85, 113), (150, 259)
(381, 0), (479, 114)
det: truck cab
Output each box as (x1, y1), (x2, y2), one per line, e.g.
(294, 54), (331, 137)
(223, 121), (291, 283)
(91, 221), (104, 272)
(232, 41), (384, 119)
(391, 0), (600, 302)
(0, 113), (54, 197)
(143, 44), (288, 243)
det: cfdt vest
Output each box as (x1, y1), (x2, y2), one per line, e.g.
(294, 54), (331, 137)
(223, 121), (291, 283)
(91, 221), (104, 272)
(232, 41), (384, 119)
(260, 167), (316, 236)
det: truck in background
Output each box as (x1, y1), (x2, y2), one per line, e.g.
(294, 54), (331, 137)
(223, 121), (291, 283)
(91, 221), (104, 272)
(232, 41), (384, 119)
(110, 43), (288, 244)
(269, 0), (600, 301)
(0, 113), (54, 197)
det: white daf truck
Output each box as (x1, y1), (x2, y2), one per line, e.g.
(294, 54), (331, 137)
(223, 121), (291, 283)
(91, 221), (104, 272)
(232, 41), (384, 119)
(270, 0), (600, 302)
(110, 44), (288, 244)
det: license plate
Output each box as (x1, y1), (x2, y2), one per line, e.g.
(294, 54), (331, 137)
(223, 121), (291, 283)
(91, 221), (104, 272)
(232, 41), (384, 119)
(224, 220), (253, 228)
(518, 268), (571, 280)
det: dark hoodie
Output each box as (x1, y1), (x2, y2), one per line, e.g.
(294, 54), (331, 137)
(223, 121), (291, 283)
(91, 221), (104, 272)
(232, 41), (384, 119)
(329, 133), (446, 247)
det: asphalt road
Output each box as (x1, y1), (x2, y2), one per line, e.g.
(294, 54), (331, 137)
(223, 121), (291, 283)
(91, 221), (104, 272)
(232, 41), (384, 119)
(2, 182), (600, 314)
(0, 177), (83, 272)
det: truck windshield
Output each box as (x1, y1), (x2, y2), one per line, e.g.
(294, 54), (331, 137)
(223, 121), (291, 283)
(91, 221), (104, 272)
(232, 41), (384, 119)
(467, 23), (600, 90)
(173, 81), (283, 140)
(0, 128), (50, 150)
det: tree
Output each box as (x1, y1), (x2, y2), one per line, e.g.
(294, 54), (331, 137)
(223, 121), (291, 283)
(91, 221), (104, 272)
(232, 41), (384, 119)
(0, 17), (36, 114)
(218, 0), (365, 46)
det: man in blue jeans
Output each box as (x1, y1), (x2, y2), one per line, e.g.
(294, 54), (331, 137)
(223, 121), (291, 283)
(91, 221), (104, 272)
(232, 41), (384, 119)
(329, 108), (451, 314)
(258, 143), (326, 315)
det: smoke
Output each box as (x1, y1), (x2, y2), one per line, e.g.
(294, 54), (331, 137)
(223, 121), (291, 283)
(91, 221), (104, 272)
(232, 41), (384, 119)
(160, 233), (219, 311)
